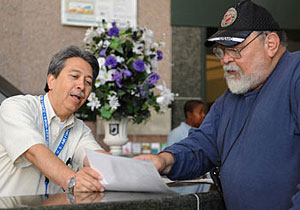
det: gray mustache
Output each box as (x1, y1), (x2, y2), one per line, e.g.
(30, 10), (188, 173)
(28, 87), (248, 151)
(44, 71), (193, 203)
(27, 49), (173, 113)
(70, 91), (85, 99)
(223, 64), (241, 72)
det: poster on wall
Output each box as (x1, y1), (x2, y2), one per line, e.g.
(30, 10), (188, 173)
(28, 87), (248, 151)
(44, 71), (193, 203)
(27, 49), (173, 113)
(61, 0), (137, 27)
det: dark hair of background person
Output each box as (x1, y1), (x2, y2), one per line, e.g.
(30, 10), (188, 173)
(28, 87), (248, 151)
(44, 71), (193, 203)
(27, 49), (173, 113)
(183, 100), (204, 118)
(44, 45), (99, 92)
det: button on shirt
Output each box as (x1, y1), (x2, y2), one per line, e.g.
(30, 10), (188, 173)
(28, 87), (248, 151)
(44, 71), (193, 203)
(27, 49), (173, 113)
(0, 94), (101, 196)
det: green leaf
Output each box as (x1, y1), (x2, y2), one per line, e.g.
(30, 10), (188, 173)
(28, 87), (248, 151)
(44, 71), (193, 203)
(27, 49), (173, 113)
(126, 83), (137, 90)
(142, 103), (148, 110)
(117, 89), (126, 96)
(110, 37), (123, 54)
(126, 101), (134, 114)
(119, 29), (132, 37)
(126, 57), (135, 65)
(100, 106), (112, 119)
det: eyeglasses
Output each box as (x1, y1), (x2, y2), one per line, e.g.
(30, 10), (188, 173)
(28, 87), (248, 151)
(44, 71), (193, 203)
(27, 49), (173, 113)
(213, 32), (264, 59)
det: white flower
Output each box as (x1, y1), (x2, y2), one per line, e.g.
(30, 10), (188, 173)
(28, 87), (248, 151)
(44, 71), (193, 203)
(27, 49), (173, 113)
(152, 42), (159, 48)
(150, 57), (158, 70)
(156, 81), (174, 112)
(97, 40), (103, 48)
(83, 27), (97, 45)
(142, 28), (153, 43)
(96, 27), (105, 35)
(98, 40), (110, 48)
(116, 56), (125, 63)
(108, 94), (120, 110)
(107, 22), (113, 29)
(145, 63), (151, 74)
(103, 40), (110, 48)
(95, 69), (114, 87)
(144, 48), (152, 56)
(133, 42), (144, 55)
(97, 57), (106, 68)
(86, 92), (101, 111)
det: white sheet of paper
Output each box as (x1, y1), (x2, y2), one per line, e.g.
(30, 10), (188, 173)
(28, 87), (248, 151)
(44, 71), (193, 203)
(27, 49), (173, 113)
(86, 150), (176, 193)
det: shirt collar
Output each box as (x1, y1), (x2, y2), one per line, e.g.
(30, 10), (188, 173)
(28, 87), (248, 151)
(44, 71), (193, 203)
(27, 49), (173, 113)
(181, 122), (192, 129)
(44, 93), (74, 127)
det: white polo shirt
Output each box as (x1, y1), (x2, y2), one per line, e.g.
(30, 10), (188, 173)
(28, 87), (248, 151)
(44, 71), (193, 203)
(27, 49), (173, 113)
(0, 94), (101, 196)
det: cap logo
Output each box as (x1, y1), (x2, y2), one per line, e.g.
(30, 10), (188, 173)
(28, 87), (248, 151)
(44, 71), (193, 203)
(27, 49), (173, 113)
(221, 8), (237, 28)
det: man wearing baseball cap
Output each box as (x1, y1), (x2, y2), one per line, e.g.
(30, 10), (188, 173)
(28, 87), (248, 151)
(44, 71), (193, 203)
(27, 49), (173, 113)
(135, 0), (300, 209)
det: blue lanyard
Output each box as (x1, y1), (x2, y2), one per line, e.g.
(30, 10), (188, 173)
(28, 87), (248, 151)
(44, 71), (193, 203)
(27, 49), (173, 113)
(40, 95), (71, 195)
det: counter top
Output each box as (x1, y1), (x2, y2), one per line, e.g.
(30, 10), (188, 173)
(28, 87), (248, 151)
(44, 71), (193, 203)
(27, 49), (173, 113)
(0, 191), (225, 210)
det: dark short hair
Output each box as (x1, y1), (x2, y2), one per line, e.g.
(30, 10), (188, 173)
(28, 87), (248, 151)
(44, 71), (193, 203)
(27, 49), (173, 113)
(184, 100), (204, 118)
(44, 45), (99, 92)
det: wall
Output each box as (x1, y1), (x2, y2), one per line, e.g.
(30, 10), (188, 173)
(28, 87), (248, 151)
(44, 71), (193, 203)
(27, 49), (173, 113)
(0, 0), (172, 139)
(0, 93), (5, 104)
(171, 26), (206, 128)
(171, 0), (300, 29)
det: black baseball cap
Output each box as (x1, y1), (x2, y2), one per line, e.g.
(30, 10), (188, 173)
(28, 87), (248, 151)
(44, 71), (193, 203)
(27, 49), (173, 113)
(205, 0), (281, 47)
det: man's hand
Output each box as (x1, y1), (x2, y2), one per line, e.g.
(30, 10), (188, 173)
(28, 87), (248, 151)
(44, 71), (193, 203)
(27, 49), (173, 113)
(133, 152), (175, 174)
(72, 167), (104, 192)
(24, 144), (105, 193)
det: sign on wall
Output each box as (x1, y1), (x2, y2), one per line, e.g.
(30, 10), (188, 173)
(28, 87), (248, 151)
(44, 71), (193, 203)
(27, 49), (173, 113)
(61, 0), (137, 27)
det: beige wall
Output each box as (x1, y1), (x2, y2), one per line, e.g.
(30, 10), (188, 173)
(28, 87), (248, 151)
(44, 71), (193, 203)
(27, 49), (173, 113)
(0, 0), (172, 135)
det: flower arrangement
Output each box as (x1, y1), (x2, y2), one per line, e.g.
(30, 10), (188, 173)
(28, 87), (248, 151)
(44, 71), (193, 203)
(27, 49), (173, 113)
(82, 20), (174, 124)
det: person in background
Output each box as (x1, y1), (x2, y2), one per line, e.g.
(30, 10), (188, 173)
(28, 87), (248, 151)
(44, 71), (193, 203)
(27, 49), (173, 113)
(167, 100), (205, 147)
(135, 0), (300, 209)
(167, 100), (210, 194)
(0, 45), (106, 196)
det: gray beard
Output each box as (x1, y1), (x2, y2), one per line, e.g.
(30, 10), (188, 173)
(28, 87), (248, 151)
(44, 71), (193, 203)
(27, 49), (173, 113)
(223, 65), (266, 95)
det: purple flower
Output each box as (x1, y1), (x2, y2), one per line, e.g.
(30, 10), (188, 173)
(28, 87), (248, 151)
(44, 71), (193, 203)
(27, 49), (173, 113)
(105, 55), (117, 68)
(133, 59), (145, 72)
(123, 69), (132, 78)
(108, 26), (119, 37)
(138, 84), (146, 97)
(146, 72), (160, 85)
(140, 90), (146, 97)
(112, 70), (122, 80)
(116, 81), (122, 88)
(98, 48), (106, 57)
(112, 70), (123, 88)
(157, 50), (163, 60)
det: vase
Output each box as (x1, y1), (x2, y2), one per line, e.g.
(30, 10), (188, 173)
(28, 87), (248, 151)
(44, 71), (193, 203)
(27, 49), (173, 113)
(103, 118), (129, 155)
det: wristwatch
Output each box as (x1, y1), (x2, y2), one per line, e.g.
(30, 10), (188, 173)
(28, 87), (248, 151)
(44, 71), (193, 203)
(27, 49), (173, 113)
(68, 193), (75, 204)
(68, 177), (76, 193)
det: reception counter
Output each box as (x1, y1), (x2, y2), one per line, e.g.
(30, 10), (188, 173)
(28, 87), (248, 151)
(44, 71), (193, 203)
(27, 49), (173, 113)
(0, 191), (225, 210)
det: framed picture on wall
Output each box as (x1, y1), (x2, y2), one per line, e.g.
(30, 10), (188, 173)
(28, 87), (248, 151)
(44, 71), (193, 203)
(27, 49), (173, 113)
(61, 0), (137, 27)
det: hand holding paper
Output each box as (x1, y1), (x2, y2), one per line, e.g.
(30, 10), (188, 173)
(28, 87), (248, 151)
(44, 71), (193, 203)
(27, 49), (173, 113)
(86, 150), (176, 193)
